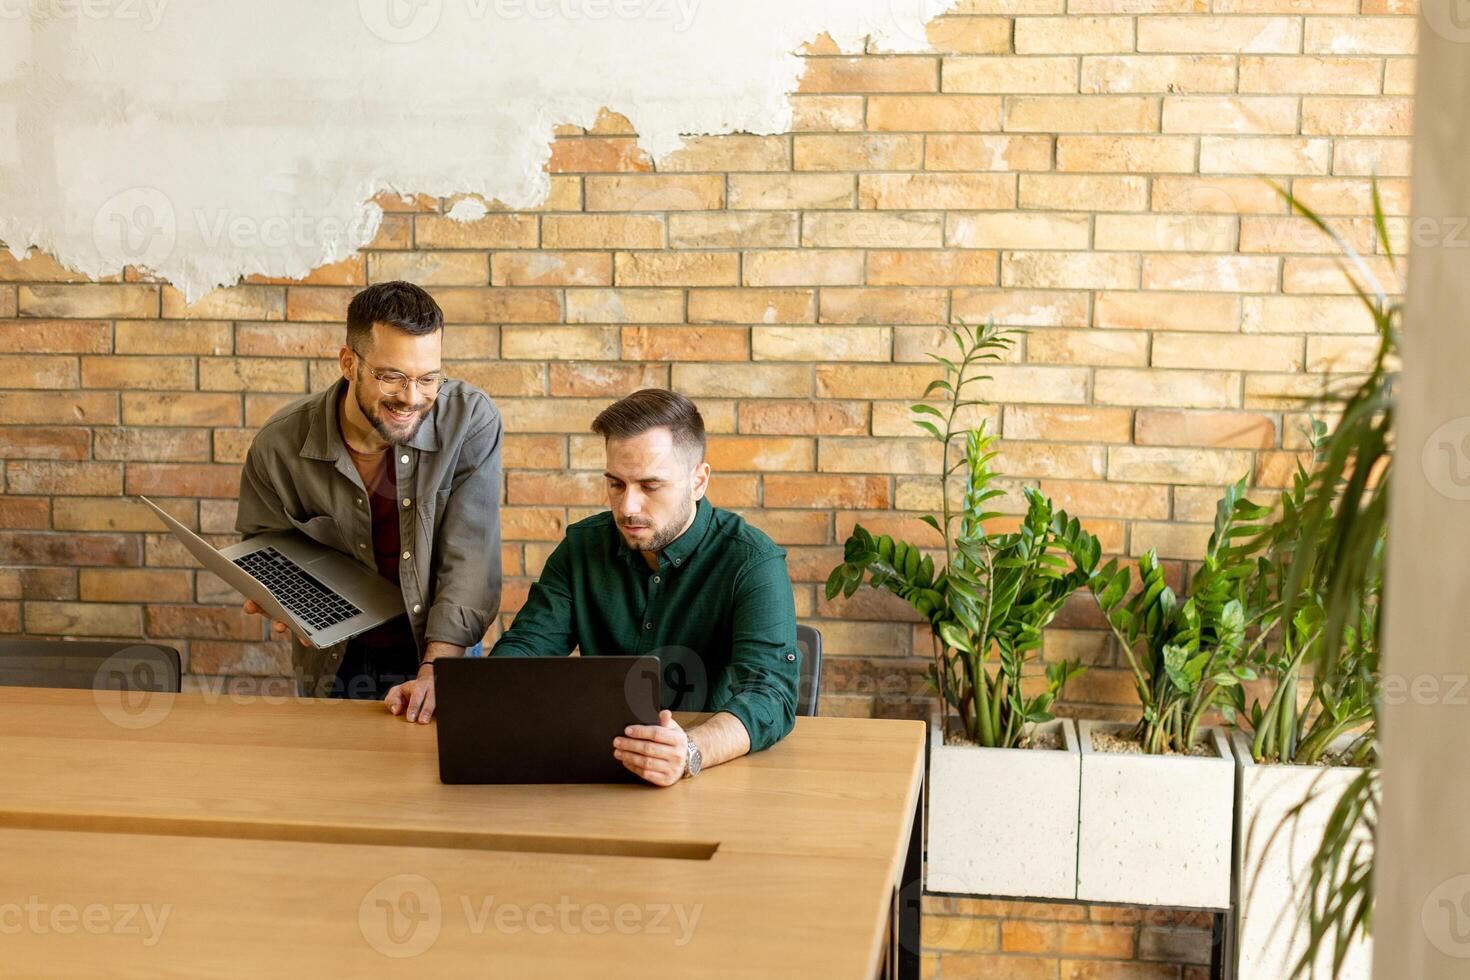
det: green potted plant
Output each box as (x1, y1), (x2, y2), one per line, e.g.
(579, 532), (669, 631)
(825, 321), (1100, 900)
(1228, 182), (1396, 980)
(1074, 478), (1262, 909)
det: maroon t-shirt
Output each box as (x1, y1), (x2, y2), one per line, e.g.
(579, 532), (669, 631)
(345, 441), (413, 652)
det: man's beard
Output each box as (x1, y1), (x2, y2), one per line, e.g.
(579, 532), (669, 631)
(620, 495), (694, 554)
(355, 377), (428, 446)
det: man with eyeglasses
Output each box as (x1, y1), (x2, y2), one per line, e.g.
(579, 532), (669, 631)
(235, 281), (503, 722)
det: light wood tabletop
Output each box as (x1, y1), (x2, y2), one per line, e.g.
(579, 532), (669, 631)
(0, 688), (926, 978)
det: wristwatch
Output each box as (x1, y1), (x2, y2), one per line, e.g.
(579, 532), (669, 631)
(682, 734), (702, 779)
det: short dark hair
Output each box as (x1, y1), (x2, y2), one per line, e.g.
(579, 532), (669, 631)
(346, 281), (443, 351)
(591, 389), (706, 463)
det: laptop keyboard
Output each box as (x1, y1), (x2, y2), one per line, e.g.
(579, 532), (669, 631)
(233, 547), (361, 634)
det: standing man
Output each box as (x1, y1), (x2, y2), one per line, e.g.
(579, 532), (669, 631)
(479, 388), (800, 786)
(237, 281), (502, 723)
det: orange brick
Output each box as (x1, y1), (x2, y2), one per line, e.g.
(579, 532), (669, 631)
(26, 601), (141, 637)
(1039, 479), (1171, 520)
(0, 354), (76, 389)
(1006, 96), (1156, 133)
(1304, 17), (1416, 54)
(705, 436), (815, 472)
(585, 175), (724, 212)
(1151, 332), (1302, 370)
(867, 95), (1003, 132)
(117, 321), (233, 355)
(801, 212), (944, 249)
(1020, 174), (1148, 210)
(122, 392), (241, 427)
(566, 289), (683, 324)
(548, 362), (667, 397)
(1162, 96), (1298, 134)
(546, 137), (652, 173)
(497, 398), (606, 434)
(659, 134), (791, 173)
(952, 289), (1091, 327)
(1138, 16), (1302, 53)
(500, 435), (565, 471)
(161, 285), (281, 320)
(668, 213), (798, 250)
(94, 427), (212, 462)
(868, 250), (998, 286)
(1152, 176), (1287, 214)
(738, 400), (867, 437)
(491, 252), (611, 287)
(1004, 252), (1139, 290)
(542, 215), (664, 249)
(146, 604), (258, 640)
(1056, 135), (1194, 172)
(744, 250), (864, 287)
(793, 134), (924, 171)
(187, 641), (292, 676)
(1002, 920), (1134, 958)
(925, 134), (1054, 172)
(753, 326), (891, 362)
(790, 94), (866, 133)
(621, 326), (749, 362)
(728, 174), (855, 210)
(367, 251), (488, 286)
(1239, 55), (1383, 94)
(1081, 54), (1236, 93)
(1027, 329), (1148, 366)
(434, 288), (562, 324)
(614, 252), (739, 287)
(8, 461), (121, 495)
(1302, 97), (1413, 137)
(506, 471), (605, 505)
(1136, 409), (1277, 448)
(689, 289), (815, 324)
(0, 319), (110, 353)
(0, 391), (117, 425)
(20, 284), (158, 319)
(671, 364), (810, 398)
(247, 256), (366, 287)
(797, 56), (938, 94)
(0, 498), (49, 529)
(1004, 406), (1133, 443)
(0, 249), (94, 282)
(79, 356), (192, 391)
(414, 213), (537, 249)
(1142, 255), (1279, 292)
(0, 531), (137, 567)
(1094, 291), (1240, 332)
(367, 214), (412, 250)
(1095, 369), (1240, 409)
(944, 56), (1078, 94)
(501, 325), (616, 361)
(125, 463), (240, 498)
(819, 288), (947, 324)
(859, 173), (1016, 210)
(80, 569), (192, 603)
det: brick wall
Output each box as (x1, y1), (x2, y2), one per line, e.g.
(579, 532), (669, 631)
(0, 5), (1414, 975)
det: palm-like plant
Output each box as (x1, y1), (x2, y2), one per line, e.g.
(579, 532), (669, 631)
(825, 322), (1101, 748)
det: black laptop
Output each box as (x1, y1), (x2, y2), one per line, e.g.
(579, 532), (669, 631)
(433, 656), (662, 784)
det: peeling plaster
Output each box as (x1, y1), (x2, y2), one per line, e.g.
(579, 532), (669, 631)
(0, 1), (958, 300)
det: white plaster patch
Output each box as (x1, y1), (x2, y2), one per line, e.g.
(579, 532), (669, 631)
(446, 198), (489, 223)
(0, 0), (959, 300)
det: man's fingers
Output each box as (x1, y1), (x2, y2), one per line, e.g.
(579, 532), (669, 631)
(623, 724), (682, 745)
(406, 682), (428, 723)
(416, 685), (435, 724)
(614, 738), (679, 765)
(385, 684), (406, 715)
(243, 599), (261, 615)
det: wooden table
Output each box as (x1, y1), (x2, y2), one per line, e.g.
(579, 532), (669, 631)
(0, 688), (925, 978)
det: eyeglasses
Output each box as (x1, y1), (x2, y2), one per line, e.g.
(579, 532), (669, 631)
(352, 349), (446, 397)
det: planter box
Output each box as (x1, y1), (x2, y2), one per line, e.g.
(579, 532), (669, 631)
(1076, 720), (1234, 909)
(1232, 732), (1373, 979)
(926, 719), (1080, 900)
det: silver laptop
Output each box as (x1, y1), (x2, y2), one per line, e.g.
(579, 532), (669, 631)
(139, 496), (404, 650)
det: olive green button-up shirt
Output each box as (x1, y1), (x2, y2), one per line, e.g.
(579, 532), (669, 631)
(490, 497), (800, 752)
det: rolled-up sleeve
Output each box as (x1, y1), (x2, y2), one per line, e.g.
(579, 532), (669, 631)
(425, 402), (503, 648)
(715, 552), (800, 752)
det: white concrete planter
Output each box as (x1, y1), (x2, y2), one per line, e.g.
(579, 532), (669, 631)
(1232, 732), (1373, 979)
(1076, 720), (1234, 909)
(925, 719), (1081, 900)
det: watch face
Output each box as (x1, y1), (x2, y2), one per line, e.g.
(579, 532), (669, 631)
(685, 738), (702, 777)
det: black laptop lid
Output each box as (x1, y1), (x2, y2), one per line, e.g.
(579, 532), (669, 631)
(433, 656), (662, 784)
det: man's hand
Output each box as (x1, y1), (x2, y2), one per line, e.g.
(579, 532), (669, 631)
(385, 662), (437, 723)
(242, 599), (306, 646)
(614, 710), (689, 787)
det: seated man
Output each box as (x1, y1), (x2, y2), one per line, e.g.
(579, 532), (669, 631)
(404, 388), (799, 785)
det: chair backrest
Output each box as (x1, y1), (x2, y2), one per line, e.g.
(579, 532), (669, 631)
(0, 639), (182, 693)
(794, 624), (822, 717)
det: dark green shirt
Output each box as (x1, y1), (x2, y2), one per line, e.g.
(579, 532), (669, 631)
(489, 497), (800, 752)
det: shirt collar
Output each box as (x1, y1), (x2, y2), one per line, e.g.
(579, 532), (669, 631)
(616, 496), (714, 570)
(301, 377), (440, 461)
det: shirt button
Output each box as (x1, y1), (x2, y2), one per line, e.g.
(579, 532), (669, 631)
(400, 454), (410, 464)
(356, 497), (363, 506)
(644, 622), (653, 631)
(786, 653), (797, 662)
(402, 550), (412, 561)
(412, 603), (422, 613)
(652, 576), (661, 584)
(673, 558), (681, 566)
(401, 498), (412, 508)
(358, 542), (367, 550)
